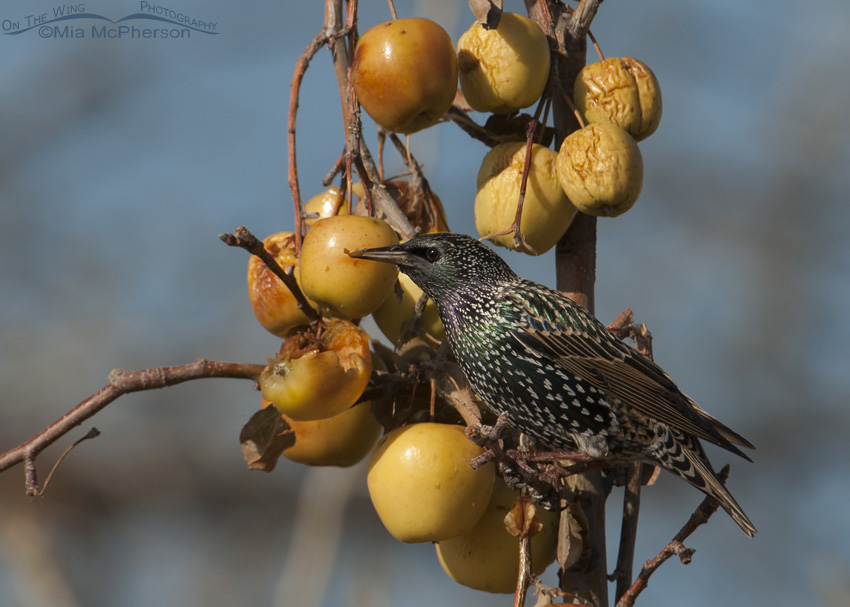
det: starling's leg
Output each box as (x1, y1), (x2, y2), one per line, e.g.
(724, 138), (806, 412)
(466, 413), (514, 469)
(509, 449), (597, 464)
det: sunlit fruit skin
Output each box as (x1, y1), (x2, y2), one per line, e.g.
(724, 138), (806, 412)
(303, 186), (350, 227)
(372, 272), (446, 345)
(367, 423), (495, 543)
(574, 57), (662, 141)
(475, 142), (577, 254)
(352, 18), (458, 134)
(259, 318), (371, 421)
(457, 12), (551, 114)
(247, 232), (316, 337)
(299, 215), (399, 319)
(435, 479), (559, 593)
(556, 122), (643, 217)
(261, 397), (382, 467)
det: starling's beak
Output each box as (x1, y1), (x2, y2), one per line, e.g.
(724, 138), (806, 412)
(348, 244), (416, 268)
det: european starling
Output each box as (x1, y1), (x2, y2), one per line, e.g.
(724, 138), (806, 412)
(354, 232), (756, 538)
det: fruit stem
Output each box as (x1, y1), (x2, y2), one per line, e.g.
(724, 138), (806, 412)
(588, 28), (604, 61)
(508, 91), (549, 254)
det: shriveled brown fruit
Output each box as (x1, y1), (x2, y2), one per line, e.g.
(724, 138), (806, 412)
(246, 232), (316, 337)
(259, 318), (371, 421)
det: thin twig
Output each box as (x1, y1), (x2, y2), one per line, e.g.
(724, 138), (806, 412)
(507, 92), (549, 253)
(324, 0), (414, 236)
(553, 77), (586, 130)
(289, 25), (348, 251)
(0, 359), (264, 492)
(587, 29), (604, 61)
(219, 226), (320, 324)
(322, 148), (347, 187)
(386, 0), (398, 20)
(514, 533), (532, 607)
(37, 428), (101, 496)
(606, 307), (651, 596)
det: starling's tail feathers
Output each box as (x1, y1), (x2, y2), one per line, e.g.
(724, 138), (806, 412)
(658, 432), (757, 538)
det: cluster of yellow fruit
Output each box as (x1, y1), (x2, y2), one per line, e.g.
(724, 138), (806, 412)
(247, 204), (554, 591)
(245, 10), (664, 595)
(352, 13), (662, 255)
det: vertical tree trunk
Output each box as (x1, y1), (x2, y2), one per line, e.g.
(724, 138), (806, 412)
(528, 1), (609, 604)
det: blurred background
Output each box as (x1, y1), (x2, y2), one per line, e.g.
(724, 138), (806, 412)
(1, 0), (848, 605)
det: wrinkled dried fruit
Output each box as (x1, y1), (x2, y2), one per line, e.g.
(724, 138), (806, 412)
(247, 232), (316, 337)
(476, 142), (576, 254)
(352, 18), (458, 134)
(367, 423), (495, 543)
(259, 318), (371, 421)
(300, 215), (399, 319)
(457, 12), (550, 114)
(556, 122), (643, 217)
(574, 57), (662, 141)
(435, 478), (559, 593)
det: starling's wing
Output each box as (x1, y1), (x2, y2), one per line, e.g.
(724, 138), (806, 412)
(502, 287), (754, 458)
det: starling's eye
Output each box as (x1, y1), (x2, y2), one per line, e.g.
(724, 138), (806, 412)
(424, 246), (441, 262)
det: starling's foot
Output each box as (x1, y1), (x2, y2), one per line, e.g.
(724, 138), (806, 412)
(497, 461), (562, 510)
(469, 448), (498, 470)
(465, 413), (511, 447)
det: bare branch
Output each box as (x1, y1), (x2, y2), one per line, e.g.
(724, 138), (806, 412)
(611, 463), (643, 599)
(568, 0), (602, 38)
(615, 466), (732, 607)
(0, 359), (264, 493)
(219, 226), (320, 324)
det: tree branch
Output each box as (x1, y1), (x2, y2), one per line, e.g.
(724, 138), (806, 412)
(615, 466), (731, 607)
(0, 359), (264, 493)
(219, 226), (320, 324)
(523, 0), (606, 604)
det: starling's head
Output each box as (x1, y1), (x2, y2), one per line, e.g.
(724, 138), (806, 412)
(351, 232), (517, 303)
